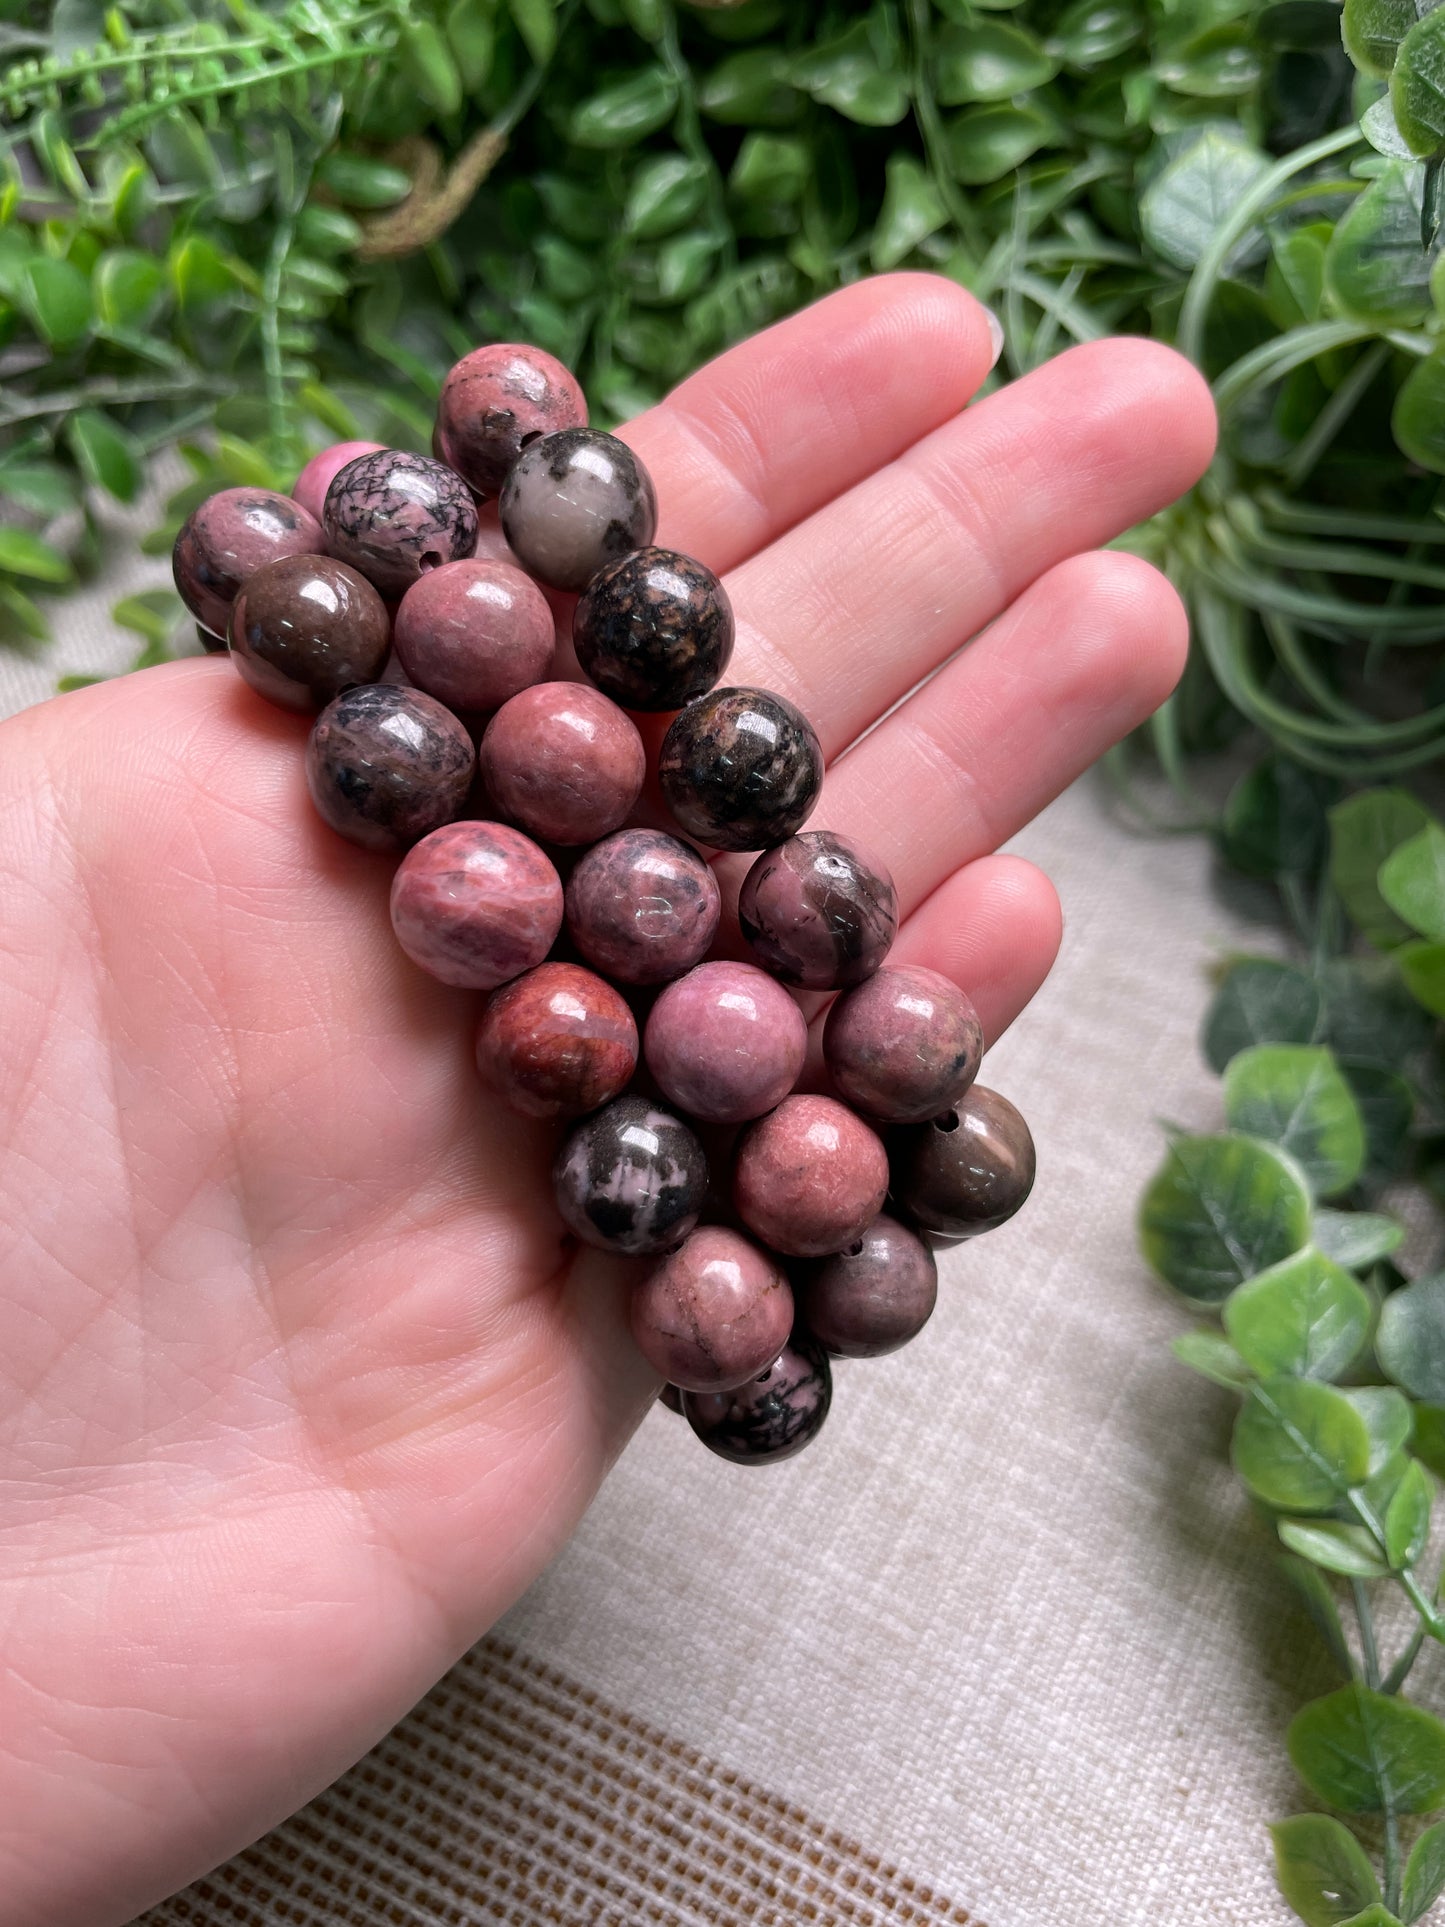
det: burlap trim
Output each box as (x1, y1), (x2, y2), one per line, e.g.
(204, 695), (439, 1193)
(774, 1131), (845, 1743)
(140, 1636), (980, 1927)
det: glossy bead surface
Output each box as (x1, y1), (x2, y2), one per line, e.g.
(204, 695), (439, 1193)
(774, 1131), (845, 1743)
(291, 440), (385, 523)
(553, 1095), (708, 1255)
(682, 1331), (832, 1466)
(172, 488), (325, 637)
(565, 829), (721, 986)
(631, 1226), (793, 1392)
(659, 687), (823, 853)
(393, 558), (553, 713)
(574, 547), (733, 712)
(889, 1086), (1036, 1239)
(323, 449), (478, 598)
(435, 343), (588, 497)
(733, 1095), (888, 1258)
(825, 965), (984, 1125)
(227, 553), (390, 713)
(797, 1214), (938, 1358)
(390, 821), (562, 990)
(305, 684), (475, 853)
(644, 961), (806, 1124)
(739, 832), (898, 991)
(480, 682), (645, 846)
(475, 963), (638, 1121)
(500, 428), (657, 592)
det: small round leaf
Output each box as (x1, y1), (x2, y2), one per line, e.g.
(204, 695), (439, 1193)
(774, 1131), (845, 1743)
(1233, 1377), (1372, 1511)
(1223, 1045), (1366, 1198)
(1223, 1247), (1371, 1380)
(1139, 1133), (1312, 1305)
(1203, 959), (1322, 1074)
(1289, 1684), (1445, 1815)
(1377, 1274), (1445, 1402)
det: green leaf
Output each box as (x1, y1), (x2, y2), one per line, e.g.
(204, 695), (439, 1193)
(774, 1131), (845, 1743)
(1224, 1247), (1371, 1380)
(20, 255), (92, 349)
(569, 68), (679, 147)
(446, 0), (496, 89)
(1326, 164), (1433, 328)
(1343, 0), (1418, 78)
(0, 460), (78, 520)
(1392, 10), (1445, 157)
(942, 102), (1057, 183)
(934, 20), (1058, 103)
(699, 49), (802, 125)
(1313, 1209), (1405, 1272)
(1139, 126), (1271, 272)
(0, 529), (73, 583)
(65, 410), (140, 504)
(508, 0), (557, 63)
(1204, 959), (1323, 1074)
(314, 153), (413, 209)
(1139, 1132), (1312, 1305)
(1233, 1377), (1372, 1511)
(1346, 1387), (1413, 1477)
(1221, 756), (1327, 878)
(399, 19), (463, 115)
(1385, 1460), (1432, 1569)
(1377, 1274), (1445, 1402)
(1329, 791), (1433, 950)
(1337, 1909), (1403, 1926)
(1394, 346), (1445, 473)
(1289, 1684), (1445, 1814)
(1272, 1814), (1382, 1927)
(1380, 825), (1445, 943)
(1280, 1552), (1358, 1677)
(111, 589), (183, 647)
(1362, 94), (1419, 159)
(1049, 0), (1140, 65)
(1319, 959), (1434, 1072)
(1278, 1519), (1391, 1578)
(792, 20), (911, 126)
(1398, 943), (1445, 1017)
(93, 248), (165, 330)
(624, 154), (710, 239)
(870, 153), (948, 271)
(1172, 1327), (1255, 1388)
(1401, 1819), (1445, 1923)
(1223, 1046), (1367, 1199)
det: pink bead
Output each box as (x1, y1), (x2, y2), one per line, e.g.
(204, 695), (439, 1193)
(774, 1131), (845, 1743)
(475, 962), (638, 1121)
(434, 344), (588, 497)
(644, 961), (806, 1123)
(393, 558), (555, 713)
(631, 1227), (793, 1392)
(389, 821), (563, 990)
(291, 441), (385, 524)
(733, 1095), (888, 1258)
(480, 682), (645, 847)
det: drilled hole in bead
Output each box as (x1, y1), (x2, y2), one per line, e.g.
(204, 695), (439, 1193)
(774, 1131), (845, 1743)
(417, 549), (445, 572)
(936, 1111), (961, 1133)
(846, 1241), (865, 1257)
(518, 430), (543, 448)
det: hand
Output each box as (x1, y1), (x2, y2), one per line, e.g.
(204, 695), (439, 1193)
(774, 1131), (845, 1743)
(0, 274), (1215, 1927)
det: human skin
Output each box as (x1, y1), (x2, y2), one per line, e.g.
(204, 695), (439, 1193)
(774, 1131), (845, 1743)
(0, 274), (1214, 1926)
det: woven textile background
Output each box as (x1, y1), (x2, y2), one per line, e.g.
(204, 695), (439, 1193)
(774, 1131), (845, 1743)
(0, 522), (1373, 1927)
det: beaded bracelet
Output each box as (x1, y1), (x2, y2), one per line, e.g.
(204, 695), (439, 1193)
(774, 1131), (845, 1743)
(171, 340), (1036, 1470)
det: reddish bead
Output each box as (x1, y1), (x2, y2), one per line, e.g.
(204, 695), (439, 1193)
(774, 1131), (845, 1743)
(631, 1227), (794, 1392)
(172, 488), (325, 637)
(392, 558), (554, 714)
(475, 962), (638, 1120)
(733, 1095), (888, 1258)
(565, 829), (721, 986)
(889, 1086), (1036, 1239)
(480, 682), (645, 846)
(682, 1331), (832, 1465)
(644, 961), (806, 1123)
(228, 553), (390, 713)
(739, 832), (898, 991)
(435, 343), (588, 497)
(797, 1214), (938, 1358)
(291, 441), (385, 523)
(323, 449), (478, 598)
(390, 822), (563, 990)
(306, 684), (474, 852)
(824, 965), (983, 1124)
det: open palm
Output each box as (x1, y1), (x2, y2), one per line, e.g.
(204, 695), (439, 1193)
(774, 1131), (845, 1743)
(0, 275), (1214, 1927)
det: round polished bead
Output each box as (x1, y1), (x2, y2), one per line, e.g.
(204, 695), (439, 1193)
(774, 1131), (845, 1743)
(172, 488), (325, 637)
(797, 1214), (938, 1358)
(323, 449), (478, 598)
(644, 961), (806, 1124)
(480, 682), (645, 846)
(733, 1095), (888, 1258)
(573, 547), (733, 712)
(889, 1086), (1036, 1239)
(475, 962), (638, 1121)
(565, 829), (721, 986)
(825, 965), (983, 1125)
(631, 1226), (793, 1392)
(435, 343), (588, 497)
(393, 558), (553, 713)
(390, 822), (562, 991)
(682, 1331), (832, 1466)
(291, 440), (385, 523)
(659, 687), (823, 853)
(197, 624), (227, 654)
(553, 1095), (708, 1255)
(739, 832), (898, 991)
(227, 553), (390, 713)
(500, 428), (657, 592)
(658, 1383), (684, 1414)
(305, 683), (475, 853)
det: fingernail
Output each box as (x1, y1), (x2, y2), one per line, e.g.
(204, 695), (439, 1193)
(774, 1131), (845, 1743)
(982, 305), (1005, 370)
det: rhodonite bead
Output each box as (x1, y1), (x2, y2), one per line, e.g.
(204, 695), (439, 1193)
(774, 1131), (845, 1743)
(390, 822), (563, 990)
(659, 687), (823, 853)
(733, 1095), (888, 1258)
(291, 440), (385, 523)
(889, 1086), (1036, 1239)
(480, 682), (645, 846)
(682, 1331), (832, 1466)
(323, 449), (478, 598)
(306, 684), (475, 852)
(739, 832), (898, 991)
(658, 1383), (684, 1414)
(797, 1214), (938, 1358)
(172, 488), (325, 637)
(227, 553), (390, 713)
(631, 1226), (793, 1391)
(825, 965), (983, 1125)
(475, 962), (638, 1120)
(500, 427), (657, 592)
(565, 829), (721, 985)
(573, 547), (733, 712)
(434, 343), (588, 497)
(644, 961), (806, 1124)
(393, 558), (553, 713)
(553, 1095), (708, 1255)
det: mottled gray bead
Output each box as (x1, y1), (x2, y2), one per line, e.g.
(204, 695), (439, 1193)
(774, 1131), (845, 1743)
(553, 1095), (709, 1255)
(305, 683), (475, 853)
(574, 547), (733, 712)
(499, 428), (658, 592)
(659, 687), (823, 853)
(323, 449), (478, 598)
(682, 1331), (832, 1465)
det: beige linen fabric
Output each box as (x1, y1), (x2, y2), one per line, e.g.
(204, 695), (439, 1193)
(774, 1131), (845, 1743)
(1, 568), (1346, 1926)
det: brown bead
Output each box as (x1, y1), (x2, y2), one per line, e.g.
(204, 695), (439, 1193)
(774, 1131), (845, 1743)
(227, 553), (391, 713)
(889, 1086), (1036, 1239)
(797, 1214), (938, 1358)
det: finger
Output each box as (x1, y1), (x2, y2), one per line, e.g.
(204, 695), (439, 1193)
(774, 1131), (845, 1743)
(621, 274), (1000, 576)
(719, 337), (1215, 753)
